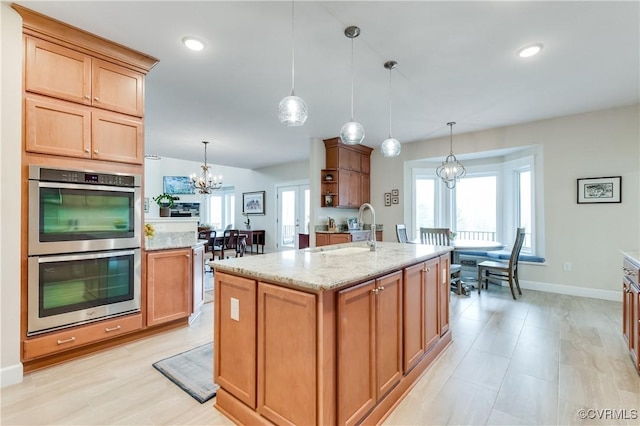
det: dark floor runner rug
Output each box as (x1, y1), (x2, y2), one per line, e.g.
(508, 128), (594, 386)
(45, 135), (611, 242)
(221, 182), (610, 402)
(152, 342), (219, 403)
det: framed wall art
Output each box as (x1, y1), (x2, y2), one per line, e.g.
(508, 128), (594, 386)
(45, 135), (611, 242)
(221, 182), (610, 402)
(577, 176), (621, 204)
(243, 191), (265, 214)
(163, 176), (193, 195)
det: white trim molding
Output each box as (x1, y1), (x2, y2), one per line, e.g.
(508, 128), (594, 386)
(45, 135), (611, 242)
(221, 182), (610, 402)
(1, 363), (24, 388)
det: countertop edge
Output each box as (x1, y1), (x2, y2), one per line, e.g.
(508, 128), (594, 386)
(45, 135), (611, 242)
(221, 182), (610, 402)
(621, 250), (640, 268)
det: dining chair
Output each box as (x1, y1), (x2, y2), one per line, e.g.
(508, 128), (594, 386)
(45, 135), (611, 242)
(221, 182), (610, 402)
(477, 227), (526, 300)
(419, 228), (465, 295)
(223, 229), (243, 258)
(202, 230), (218, 273)
(396, 224), (409, 243)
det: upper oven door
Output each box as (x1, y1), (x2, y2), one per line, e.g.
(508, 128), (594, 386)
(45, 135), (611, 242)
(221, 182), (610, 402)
(29, 180), (141, 255)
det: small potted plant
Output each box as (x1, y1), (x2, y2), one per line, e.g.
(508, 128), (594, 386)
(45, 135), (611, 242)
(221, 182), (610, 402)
(242, 212), (251, 230)
(153, 193), (175, 217)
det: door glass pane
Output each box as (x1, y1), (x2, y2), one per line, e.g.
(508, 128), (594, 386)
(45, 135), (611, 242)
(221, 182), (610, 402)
(455, 176), (496, 240)
(280, 190), (296, 248)
(207, 196), (222, 229)
(304, 189), (310, 234)
(415, 178), (435, 238)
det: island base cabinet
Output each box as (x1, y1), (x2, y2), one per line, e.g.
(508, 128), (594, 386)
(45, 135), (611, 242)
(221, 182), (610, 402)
(439, 254), (451, 335)
(146, 249), (192, 327)
(215, 273), (257, 408)
(622, 257), (640, 373)
(338, 271), (403, 426)
(257, 282), (317, 426)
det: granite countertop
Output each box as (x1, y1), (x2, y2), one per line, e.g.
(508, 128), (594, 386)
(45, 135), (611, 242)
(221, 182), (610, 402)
(212, 242), (452, 292)
(621, 251), (640, 267)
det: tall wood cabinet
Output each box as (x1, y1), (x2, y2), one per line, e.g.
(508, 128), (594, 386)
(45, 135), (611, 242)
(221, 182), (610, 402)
(321, 137), (373, 208)
(622, 256), (640, 373)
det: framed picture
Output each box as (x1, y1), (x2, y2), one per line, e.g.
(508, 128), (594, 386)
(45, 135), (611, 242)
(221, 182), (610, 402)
(391, 189), (399, 196)
(577, 176), (621, 204)
(163, 176), (193, 195)
(384, 192), (391, 206)
(347, 217), (359, 230)
(392, 196), (399, 204)
(243, 191), (265, 214)
(324, 195), (334, 207)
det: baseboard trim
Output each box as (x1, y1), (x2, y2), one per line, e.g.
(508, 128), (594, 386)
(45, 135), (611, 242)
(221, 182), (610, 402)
(1, 362), (24, 388)
(520, 280), (620, 302)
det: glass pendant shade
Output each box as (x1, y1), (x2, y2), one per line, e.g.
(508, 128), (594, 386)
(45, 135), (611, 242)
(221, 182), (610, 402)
(340, 121), (365, 145)
(278, 94), (308, 126)
(381, 137), (401, 157)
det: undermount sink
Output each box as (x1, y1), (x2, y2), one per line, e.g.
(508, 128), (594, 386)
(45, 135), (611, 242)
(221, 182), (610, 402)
(317, 247), (371, 256)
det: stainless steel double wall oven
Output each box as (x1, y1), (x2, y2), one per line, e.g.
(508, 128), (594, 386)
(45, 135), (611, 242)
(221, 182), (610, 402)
(27, 166), (142, 335)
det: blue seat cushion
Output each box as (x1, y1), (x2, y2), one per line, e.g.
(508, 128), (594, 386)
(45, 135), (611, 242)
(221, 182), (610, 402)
(485, 250), (545, 263)
(456, 250), (489, 257)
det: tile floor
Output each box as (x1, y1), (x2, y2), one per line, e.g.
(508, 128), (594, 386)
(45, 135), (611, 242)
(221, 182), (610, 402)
(1, 283), (638, 425)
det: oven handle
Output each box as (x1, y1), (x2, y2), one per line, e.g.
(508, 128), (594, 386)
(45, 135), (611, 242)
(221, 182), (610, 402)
(34, 248), (139, 264)
(36, 181), (136, 193)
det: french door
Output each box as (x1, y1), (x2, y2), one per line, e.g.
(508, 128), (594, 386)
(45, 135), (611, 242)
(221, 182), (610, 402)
(276, 184), (310, 250)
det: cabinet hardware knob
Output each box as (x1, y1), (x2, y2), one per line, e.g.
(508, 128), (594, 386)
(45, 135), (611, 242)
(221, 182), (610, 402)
(379, 286), (385, 291)
(371, 288), (379, 295)
(85, 95), (90, 99)
(94, 97), (100, 101)
(57, 337), (76, 345)
(94, 149), (99, 154)
(84, 148), (90, 153)
(186, 254), (191, 258)
(105, 325), (121, 332)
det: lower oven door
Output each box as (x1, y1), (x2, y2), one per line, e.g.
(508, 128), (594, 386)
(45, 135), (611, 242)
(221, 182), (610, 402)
(28, 249), (141, 336)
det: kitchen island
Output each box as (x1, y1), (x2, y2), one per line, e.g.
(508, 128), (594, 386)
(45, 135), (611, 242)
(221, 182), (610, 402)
(212, 242), (453, 426)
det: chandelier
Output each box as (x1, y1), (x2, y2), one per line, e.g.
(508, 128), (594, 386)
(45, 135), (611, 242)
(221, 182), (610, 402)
(190, 141), (223, 194)
(278, 0), (308, 126)
(340, 26), (365, 145)
(436, 122), (466, 189)
(380, 60), (401, 157)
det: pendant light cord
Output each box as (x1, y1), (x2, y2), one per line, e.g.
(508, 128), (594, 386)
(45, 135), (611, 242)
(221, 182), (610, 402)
(290, 0), (296, 95)
(388, 67), (393, 138)
(350, 36), (355, 121)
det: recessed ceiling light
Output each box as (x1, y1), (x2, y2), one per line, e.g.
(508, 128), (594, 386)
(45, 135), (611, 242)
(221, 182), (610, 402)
(182, 36), (205, 51)
(517, 43), (543, 58)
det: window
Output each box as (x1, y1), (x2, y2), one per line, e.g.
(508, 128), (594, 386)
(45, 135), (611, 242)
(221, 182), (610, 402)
(517, 169), (532, 251)
(204, 188), (235, 230)
(454, 175), (497, 240)
(415, 177), (436, 236)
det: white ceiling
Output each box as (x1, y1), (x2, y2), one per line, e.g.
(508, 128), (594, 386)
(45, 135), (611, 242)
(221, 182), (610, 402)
(13, 1), (640, 170)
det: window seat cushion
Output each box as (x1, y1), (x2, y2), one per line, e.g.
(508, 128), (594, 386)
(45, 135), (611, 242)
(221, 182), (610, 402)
(486, 250), (545, 263)
(456, 250), (490, 257)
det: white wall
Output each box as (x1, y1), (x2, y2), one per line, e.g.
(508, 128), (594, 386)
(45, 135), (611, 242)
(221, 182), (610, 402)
(371, 105), (640, 299)
(0, 4), (24, 387)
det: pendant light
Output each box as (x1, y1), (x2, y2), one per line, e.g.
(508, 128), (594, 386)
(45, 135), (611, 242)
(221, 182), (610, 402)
(380, 60), (401, 157)
(340, 26), (365, 145)
(190, 141), (223, 194)
(436, 122), (466, 189)
(278, 0), (308, 126)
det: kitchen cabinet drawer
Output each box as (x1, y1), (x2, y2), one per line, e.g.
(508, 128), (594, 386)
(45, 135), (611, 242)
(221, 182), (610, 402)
(23, 313), (142, 360)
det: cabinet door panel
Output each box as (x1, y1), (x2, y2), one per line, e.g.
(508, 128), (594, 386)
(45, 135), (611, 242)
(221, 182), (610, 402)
(146, 249), (192, 326)
(347, 171), (361, 207)
(425, 257), (440, 350)
(215, 273), (257, 408)
(375, 271), (403, 399)
(92, 110), (143, 164)
(403, 263), (425, 372)
(330, 233), (352, 245)
(439, 254), (450, 335)
(25, 36), (91, 105)
(315, 233), (330, 247)
(361, 173), (370, 204)
(258, 283), (316, 426)
(338, 280), (376, 426)
(25, 94), (91, 158)
(92, 59), (144, 116)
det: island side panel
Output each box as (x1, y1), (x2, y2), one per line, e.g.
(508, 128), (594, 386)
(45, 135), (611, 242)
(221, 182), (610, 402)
(215, 272), (257, 409)
(257, 282), (317, 426)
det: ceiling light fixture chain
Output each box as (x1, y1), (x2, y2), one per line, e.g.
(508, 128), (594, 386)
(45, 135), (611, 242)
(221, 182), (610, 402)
(436, 122), (466, 189)
(340, 25), (365, 145)
(278, 0), (308, 126)
(381, 60), (401, 157)
(190, 141), (223, 194)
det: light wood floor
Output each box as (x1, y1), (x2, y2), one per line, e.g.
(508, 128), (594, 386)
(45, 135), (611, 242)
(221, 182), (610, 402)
(2, 284), (638, 425)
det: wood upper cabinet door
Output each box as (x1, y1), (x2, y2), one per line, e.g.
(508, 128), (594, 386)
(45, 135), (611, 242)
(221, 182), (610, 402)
(374, 271), (403, 399)
(360, 153), (370, 174)
(257, 282), (316, 426)
(25, 93), (91, 158)
(361, 173), (370, 204)
(92, 109), (143, 164)
(92, 58), (144, 117)
(347, 150), (361, 172)
(25, 36), (92, 105)
(403, 262), (425, 372)
(338, 280), (376, 426)
(347, 171), (361, 207)
(424, 257), (440, 350)
(215, 272), (257, 408)
(146, 249), (192, 326)
(439, 254), (450, 335)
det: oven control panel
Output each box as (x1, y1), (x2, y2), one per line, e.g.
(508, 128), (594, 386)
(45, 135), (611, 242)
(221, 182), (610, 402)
(31, 166), (139, 187)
